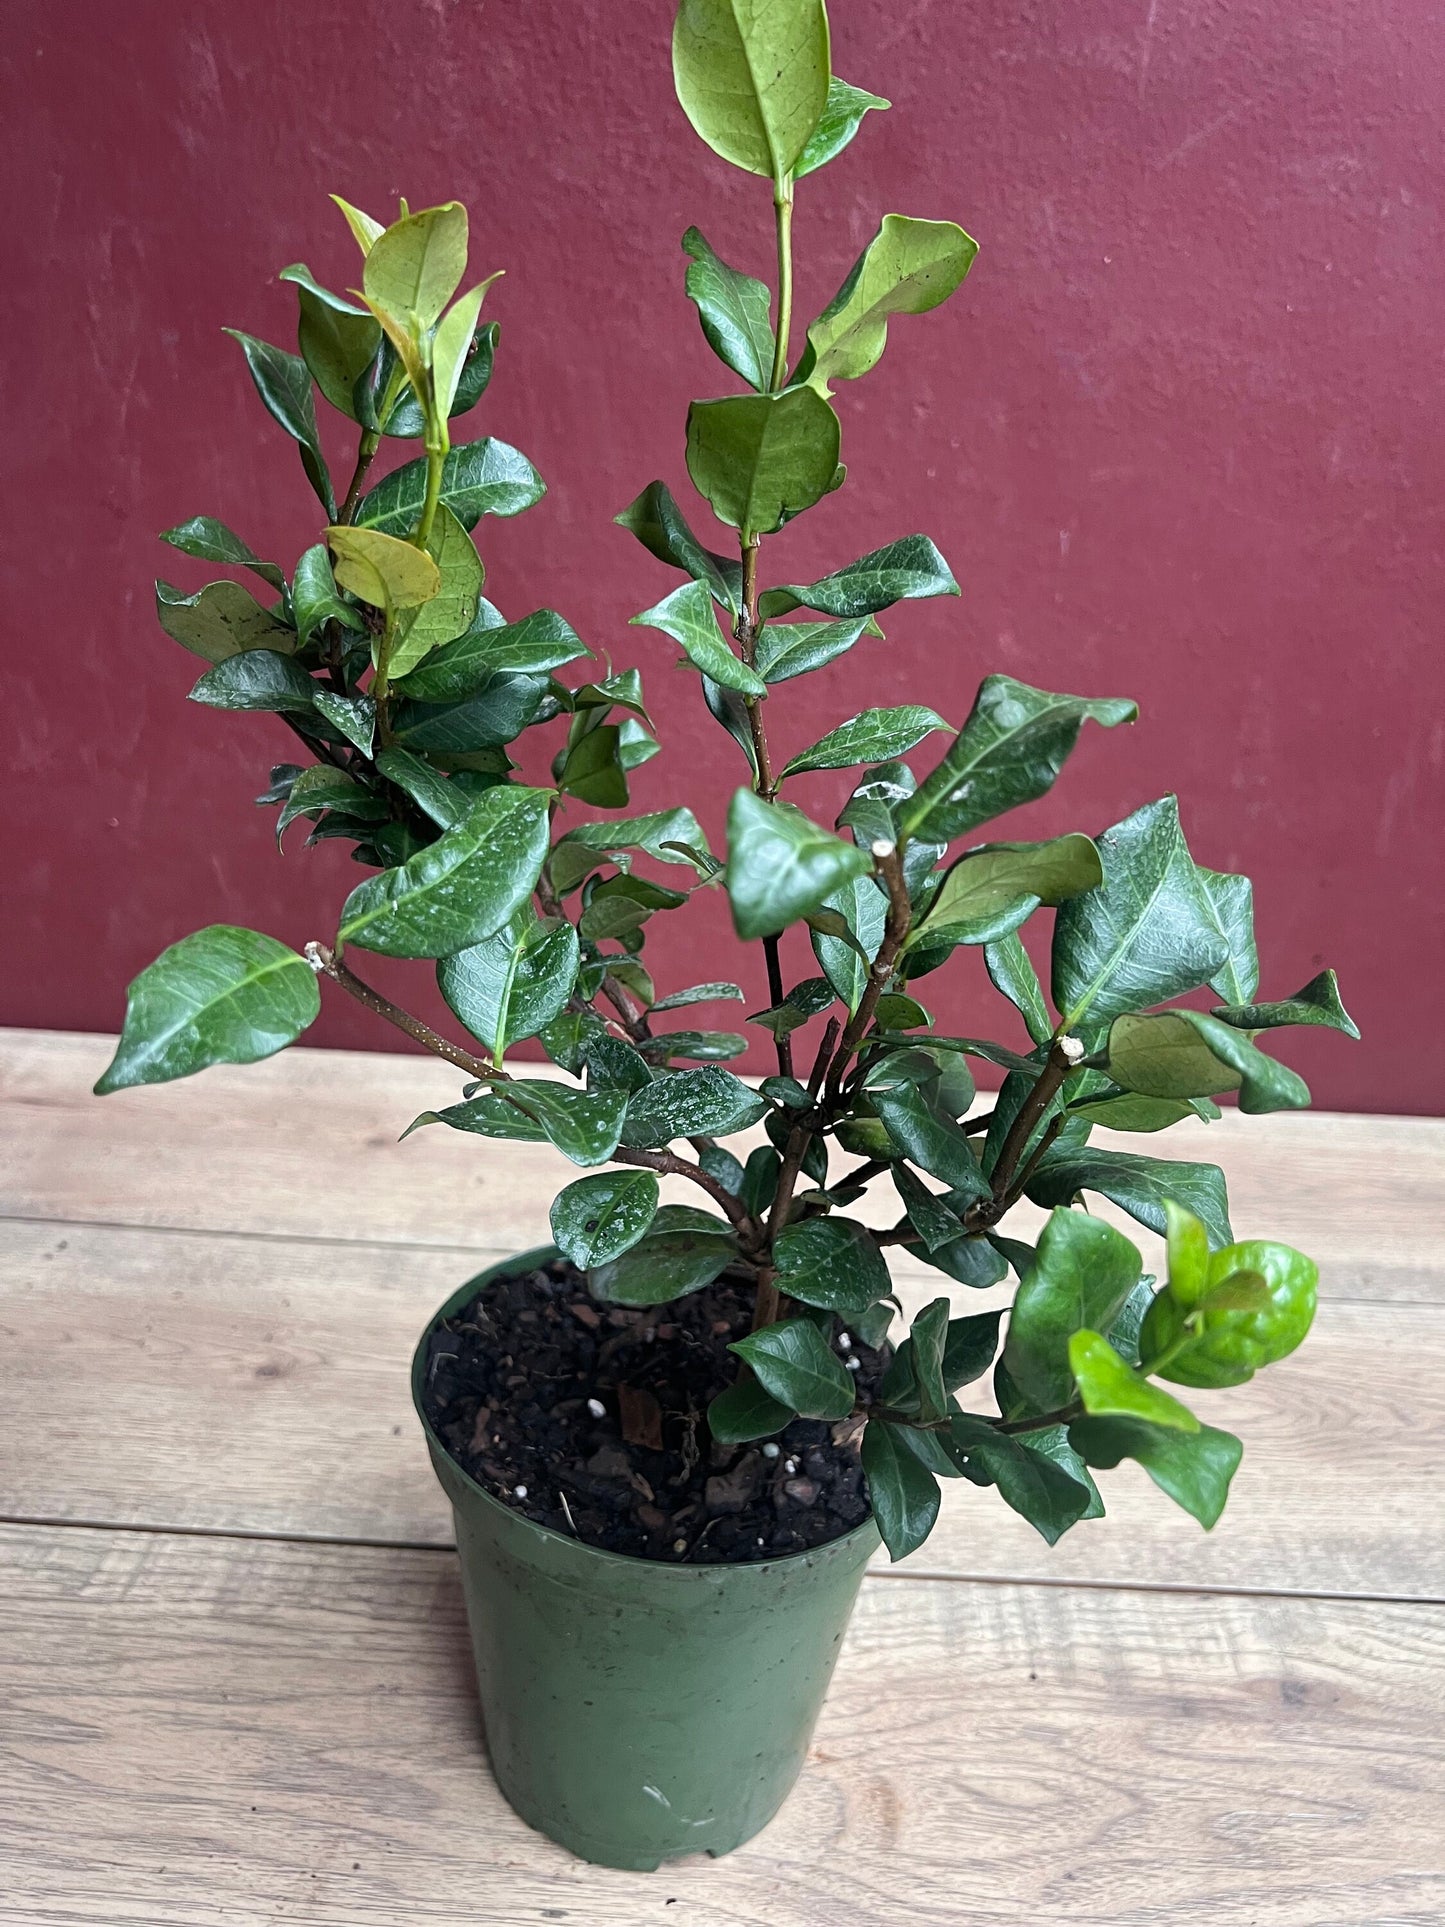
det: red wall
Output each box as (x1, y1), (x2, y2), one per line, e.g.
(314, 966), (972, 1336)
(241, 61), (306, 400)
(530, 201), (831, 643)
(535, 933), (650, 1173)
(5, 0), (1441, 1112)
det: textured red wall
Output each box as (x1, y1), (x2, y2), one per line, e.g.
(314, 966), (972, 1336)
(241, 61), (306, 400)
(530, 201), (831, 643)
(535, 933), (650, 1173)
(4, 0), (1440, 1112)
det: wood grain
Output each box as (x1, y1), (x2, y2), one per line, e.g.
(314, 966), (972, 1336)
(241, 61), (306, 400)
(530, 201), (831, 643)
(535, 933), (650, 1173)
(1, 1522), (1440, 1927)
(3, 1217), (1440, 1600)
(4, 1029), (1442, 1301)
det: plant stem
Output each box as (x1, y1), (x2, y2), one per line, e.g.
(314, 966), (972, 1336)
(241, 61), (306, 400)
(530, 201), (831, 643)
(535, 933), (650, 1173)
(822, 842), (912, 1103)
(338, 430), (380, 525)
(986, 1037), (1079, 1205)
(612, 1146), (757, 1239)
(306, 944), (506, 1082)
(769, 180), (795, 393)
(415, 428), (448, 552)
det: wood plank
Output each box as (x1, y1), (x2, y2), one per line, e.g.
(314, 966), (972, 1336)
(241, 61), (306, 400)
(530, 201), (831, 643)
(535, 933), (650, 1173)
(4, 1218), (1440, 1600)
(1, 1522), (1440, 1926)
(3, 1029), (1442, 1301)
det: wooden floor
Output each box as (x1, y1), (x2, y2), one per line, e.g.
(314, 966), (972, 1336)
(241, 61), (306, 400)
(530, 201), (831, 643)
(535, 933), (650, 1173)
(1, 1027), (1441, 1925)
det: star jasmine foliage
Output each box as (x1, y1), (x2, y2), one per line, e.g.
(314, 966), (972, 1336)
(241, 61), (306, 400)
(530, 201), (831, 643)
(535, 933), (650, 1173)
(99, 0), (1359, 1562)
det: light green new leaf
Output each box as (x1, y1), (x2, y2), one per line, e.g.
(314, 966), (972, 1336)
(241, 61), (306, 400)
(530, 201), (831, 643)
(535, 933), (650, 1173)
(160, 517), (286, 595)
(357, 439), (546, 535)
(686, 387), (841, 536)
(155, 579), (295, 663)
(432, 277), (501, 416)
(384, 506), (484, 682)
(631, 578), (765, 697)
(1213, 967), (1359, 1040)
(362, 201), (468, 331)
(773, 1215), (892, 1314)
(224, 329), (334, 517)
(331, 194), (384, 254)
(1070, 1414), (1242, 1529)
(614, 479), (743, 613)
(95, 926), (319, 1094)
(729, 1319), (856, 1420)
(1068, 1329), (1200, 1430)
(802, 215), (977, 395)
(1105, 1008), (1312, 1114)
(911, 834), (1102, 950)
(725, 789), (872, 939)
(760, 534), (959, 619)
(550, 1170), (659, 1269)
(337, 785), (550, 958)
(794, 76), (890, 178)
(782, 705), (949, 778)
(1002, 1208), (1143, 1411)
(682, 227), (775, 391)
(672, 0), (831, 182)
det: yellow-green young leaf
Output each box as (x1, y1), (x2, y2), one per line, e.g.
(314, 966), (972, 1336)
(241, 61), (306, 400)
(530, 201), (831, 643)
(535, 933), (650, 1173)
(155, 579), (295, 663)
(803, 215), (978, 395)
(433, 276), (502, 417)
(384, 506), (484, 682)
(1068, 1329), (1200, 1431)
(794, 76), (890, 179)
(326, 525), (440, 615)
(331, 194), (385, 255)
(672, 0), (831, 183)
(1165, 1200), (1212, 1307)
(356, 294), (430, 404)
(363, 202), (469, 331)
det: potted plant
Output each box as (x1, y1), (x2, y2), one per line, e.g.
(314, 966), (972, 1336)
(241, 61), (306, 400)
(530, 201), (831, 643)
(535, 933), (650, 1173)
(96, 0), (1358, 1873)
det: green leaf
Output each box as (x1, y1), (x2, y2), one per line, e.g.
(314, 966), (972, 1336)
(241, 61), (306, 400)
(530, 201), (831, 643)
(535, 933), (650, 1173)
(1026, 1146), (1233, 1250)
(729, 1319), (856, 1420)
(708, 1378), (795, 1444)
(686, 388), (842, 537)
(862, 1421), (941, 1560)
(1196, 867), (1259, 1004)
(980, 936), (1050, 1045)
(438, 908), (579, 1059)
(1213, 967), (1359, 1040)
(1002, 1208), (1142, 1411)
(330, 193), (384, 254)
(189, 649), (318, 714)
(357, 439), (545, 536)
(747, 974), (835, 1039)
(550, 1170), (659, 1267)
(275, 765), (387, 844)
(945, 1417), (1095, 1545)
(794, 76), (890, 178)
(911, 835), (1102, 950)
(416, 1080), (626, 1166)
(1067, 1091), (1220, 1133)
(782, 705), (949, 778)
(1068, 1329), (1199, 1430)
(223, 329), (335, 516)
(810, 874), (887, 1009)
(890, 1163), (964, 1252)
(773, 1216), (891, 1313)
(631, 579), (765, 697)
(326, 524), (440, 615)
(870, 1083), (988, 1198)
(682, 226), (775, 391)
(389, 674), (552, 756)
(899, 676), (1136, 846)
(725, 789), (872, 940)
(155, 578), (294, 664)
(555, 725), (630, 809)
(311, 689), (375, 756)
(584, 1033), (655, 1095)
(397, 607), (587, 699)
(372, 746), (464, 828)
(759, 535), (959, 619)
(432, 278), (500, 416)
(337, 785), (550, 958)
(881, 1307), (1002, 1410)
(1070, 1414), (1242, 1529)
(291, 545), (364, 646)
(379, 508), (482, 683)
(653, 981), (745, 1012)
(589, 1207), (739, 1306)
(753, 614), (882, 683)
(672, 0), (831, 182)
(620, 1065), (769, 1146)
(362, 200), (468, 330)
(614, 480), (742, 613)
(160, 517), (286, 595)
(801, 215), (977, 395)
(1104, 1009), (1312, 1115)
(549, 809), (713, 894)
(645, 1030), (747, 1063)
(379, 320), (499, 437)
(279, 265), (381, 421)
(402, 1094), (546, 1145)
(1051, 797), (1230, 1033)
(94, 926), (319, 1094)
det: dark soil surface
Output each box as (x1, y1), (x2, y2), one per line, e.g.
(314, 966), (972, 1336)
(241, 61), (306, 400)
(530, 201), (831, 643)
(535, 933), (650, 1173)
(420, 1254), (888, 1564)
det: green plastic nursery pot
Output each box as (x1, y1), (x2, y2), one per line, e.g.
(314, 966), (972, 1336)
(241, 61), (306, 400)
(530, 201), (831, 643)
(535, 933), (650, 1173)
(412, 1248), (879, 1871)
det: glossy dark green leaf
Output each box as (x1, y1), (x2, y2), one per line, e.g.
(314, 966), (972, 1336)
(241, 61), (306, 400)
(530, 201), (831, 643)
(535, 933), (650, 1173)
(614, 479), (742, 613)
(189, 649), (317, 714)
(1026, 1146), (1233, 1250)
(357, 438), (545, 537)
(1068, 1329), (1199, 1430)
(946, 1416), (1094, 1544)
(583, 1033), (655, 1096)
(983, 933), (1053, 1047)
(681, 226), (775, 391)
(438, 909), (579, 1059)
(800, 215), (977, 395)
(753, 614), (882, 683)
(911, 835), (1102, 950)
(880, 1308), (1002, 1412)
(707, 1378), (796, 1445)
(1002, 1207), (1143, 1411)
(389, 673), (553, 754)
(311, 690), (376, 756)
(870, 1082), (988, 1199)
(899, 676), (1136, 847)
(1213, 967), (1359, 1040)
(701, 673), (761, 777)
(589, 1205), (739, 1306)
(290, 545), (364, 645)
(759, 535), (959, 619)
(794, 76), (890, 178)
(729, 1319), (856, 1420)
(782, 705), (949, 778)
(371, 745), (463, 828)
(890, 1163), (965, 1252)
(280, 265), (382, 421)
(652, 981), (745, 1013)
(549, 809), (713, 893)
(160, 517), (286, 595)
(1051, 798), (1230, 1033)
(155, 578), (295, 664)
(337, 785), (550, 958)
(411, 1079), (626, 1166)
(686, 388), (841, 537)
(748, 974), (836, 1040)
(550, 1169), (659, 1267)
(402, 1093), (547, 1145)
(645, 1030), (747, 1063)
(810, 873), (887, 1009)
(620, 1066), (769, 1146)
(275, 765), (388, 844)
(1104, 1008), (1312, 1114)
(223, 329), (334, 516)
(1196, 867), (1258, 1004)
(94, 926), (319, 1094)
(725, 790), (872, 940)
(397, 607), (588, 699)
(773, 1215), (891, 1313)
(1066, 1090), (1221, 1132)
(862, 1420), (941, 1560)
(1070, 1413), (1242, 1529)
(672, 0), (831, 181)
(556, 725), (631, 809)
(631, 579), (766, 697)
